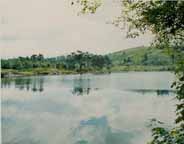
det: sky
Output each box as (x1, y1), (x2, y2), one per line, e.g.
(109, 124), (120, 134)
(0, 0), (153, 58)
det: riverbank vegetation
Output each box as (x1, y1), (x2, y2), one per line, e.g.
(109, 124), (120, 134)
(1, 51), (111, 77)
(1, 46), (179, 77)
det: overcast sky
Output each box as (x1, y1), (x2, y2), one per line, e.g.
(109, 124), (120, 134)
(0, 0), (153, 58)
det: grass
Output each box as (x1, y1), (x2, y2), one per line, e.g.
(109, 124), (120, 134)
(108, 46), (173, 66)
(1, 68), (79, 77)
(110, 65), (174, 72)
(1, 65), (174, 78)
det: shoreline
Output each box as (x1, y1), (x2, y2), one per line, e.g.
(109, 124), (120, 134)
(1, 66), (174, 78)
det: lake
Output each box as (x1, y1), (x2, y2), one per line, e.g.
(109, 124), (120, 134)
(1, 72), (177, 144)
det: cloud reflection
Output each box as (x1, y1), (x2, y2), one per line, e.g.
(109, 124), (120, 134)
(1, 72), (176, 144)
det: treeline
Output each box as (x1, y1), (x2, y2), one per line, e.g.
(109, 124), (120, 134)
(2, 48), (181, 74)
(1, 51), (111, 72)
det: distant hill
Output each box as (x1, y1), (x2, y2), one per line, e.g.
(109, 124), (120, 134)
(107, 46), (175, 66)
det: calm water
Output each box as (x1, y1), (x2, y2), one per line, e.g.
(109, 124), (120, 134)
(1, 72), (176, 144)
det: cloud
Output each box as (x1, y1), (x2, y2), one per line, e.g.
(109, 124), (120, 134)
(0, 0), (153, 58)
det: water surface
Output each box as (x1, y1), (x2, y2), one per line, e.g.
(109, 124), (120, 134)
(1, 72), (176, 144)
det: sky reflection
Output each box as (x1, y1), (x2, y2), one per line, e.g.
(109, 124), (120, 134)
(1, 72), (176, 144)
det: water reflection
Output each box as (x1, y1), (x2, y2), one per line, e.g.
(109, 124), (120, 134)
(72, 76), (98, 96)
(72, 77), (90, 96)
(1, 78), (11, 88)
(72, 87), (91, 96)
(1, 77), (44, 92)
(1, 72), (176, 144)
(127, 89), (175, 96)
(2, 76), (174, 96)
(74, 116), (135, 144)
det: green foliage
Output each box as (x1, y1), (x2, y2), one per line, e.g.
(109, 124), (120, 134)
(108, 46), (179, 66)
(2, 47), (178, 76)
(64, 51), (111, 72)
(1, 52), (111, 74)
(120, 1), (184, 45)
(2, 47), (179, 76)
(149, 127), (184, 144)
(173, 60), (184, 126)
(71, 0), (101, 14)
(110, 65), (172, 72)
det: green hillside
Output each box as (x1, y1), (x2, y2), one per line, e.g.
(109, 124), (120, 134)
(108, 46), (175, 66)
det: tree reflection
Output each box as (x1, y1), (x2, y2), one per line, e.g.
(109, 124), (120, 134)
(128, 89), (175, 96)
(72, 76), (92, 96)
(156, 89), (170, 96)
(1, 77), (44, 92)
(1, 78), (12, 88)
(31, 77), (44, 92)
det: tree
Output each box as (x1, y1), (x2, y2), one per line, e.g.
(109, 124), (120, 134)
(14, 59), (23, 70)
(142, 53), (148, 65)
(71, 0), (101, 14)
(1, 60), (11, 69)
(37, 54), (44, 61)
(31, 54), (37, 61)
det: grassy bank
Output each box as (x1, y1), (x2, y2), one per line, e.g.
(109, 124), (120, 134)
(1, 68), (77, 77)
(1, 65), (174, 77)
(110, 65), (174, 72)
